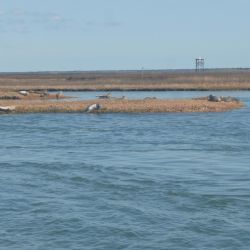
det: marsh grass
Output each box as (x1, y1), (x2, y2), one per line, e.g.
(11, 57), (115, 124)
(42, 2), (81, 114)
(1, 70), (250, 91)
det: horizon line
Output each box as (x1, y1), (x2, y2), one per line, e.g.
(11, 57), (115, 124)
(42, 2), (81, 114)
(1, 67), (250, 75)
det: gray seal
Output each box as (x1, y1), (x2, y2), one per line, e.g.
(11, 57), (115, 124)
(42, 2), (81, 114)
(85, 103), (102, 113)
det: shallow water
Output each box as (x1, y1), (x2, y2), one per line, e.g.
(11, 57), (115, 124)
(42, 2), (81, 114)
(1, 91), (250, 249)
(61, 90), (250, 100)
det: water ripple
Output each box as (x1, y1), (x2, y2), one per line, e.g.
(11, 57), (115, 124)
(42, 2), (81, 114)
(0, 91), (250, 249)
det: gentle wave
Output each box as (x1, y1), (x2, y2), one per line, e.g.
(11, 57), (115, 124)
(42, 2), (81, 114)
(0, 91), (250, 249)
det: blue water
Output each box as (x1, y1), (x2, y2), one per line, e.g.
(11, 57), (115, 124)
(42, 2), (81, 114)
(1, 91), (250, 250)
(60, 90), (250, 100)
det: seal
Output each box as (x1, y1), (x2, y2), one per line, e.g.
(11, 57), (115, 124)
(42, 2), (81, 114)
(0, 106), (15, 113)
(85, 103), (102, 113)
(208, 95), (221, 102)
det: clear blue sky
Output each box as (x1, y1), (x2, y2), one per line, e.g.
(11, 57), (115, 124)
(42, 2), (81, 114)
(0, 0), (249, 72)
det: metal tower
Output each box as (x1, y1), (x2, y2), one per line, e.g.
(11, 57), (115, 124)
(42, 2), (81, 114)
(195, 58), (205, 71)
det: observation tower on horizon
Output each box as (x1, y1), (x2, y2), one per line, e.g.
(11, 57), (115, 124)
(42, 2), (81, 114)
(195, 57), (205, 71)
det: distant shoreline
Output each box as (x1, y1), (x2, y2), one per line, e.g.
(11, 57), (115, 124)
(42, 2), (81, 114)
(1, 68), (250, 75)
(1, 69), (250, 91)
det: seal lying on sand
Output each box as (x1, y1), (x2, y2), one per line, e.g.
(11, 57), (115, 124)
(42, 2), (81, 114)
(208, 95), (221, 102)
(193, 95), (240, 103)
(0, 106), (15, 113)
(220, 96), (239, 102)
(85, 103), (102, 113)
(208, 95), (239, 102)
(96, 93), (111, 99)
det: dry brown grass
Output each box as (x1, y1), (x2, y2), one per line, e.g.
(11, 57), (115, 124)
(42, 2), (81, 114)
(1, 70), (250, 91)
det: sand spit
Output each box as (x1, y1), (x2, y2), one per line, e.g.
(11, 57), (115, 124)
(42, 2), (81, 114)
(0, 90), (244, 114)
(0, 98), (244, 114)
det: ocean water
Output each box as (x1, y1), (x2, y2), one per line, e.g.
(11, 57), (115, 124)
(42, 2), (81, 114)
(0, 91), (250, 250)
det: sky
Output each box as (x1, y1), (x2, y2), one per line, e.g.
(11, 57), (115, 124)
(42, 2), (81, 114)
(0, 0), (250, 72)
